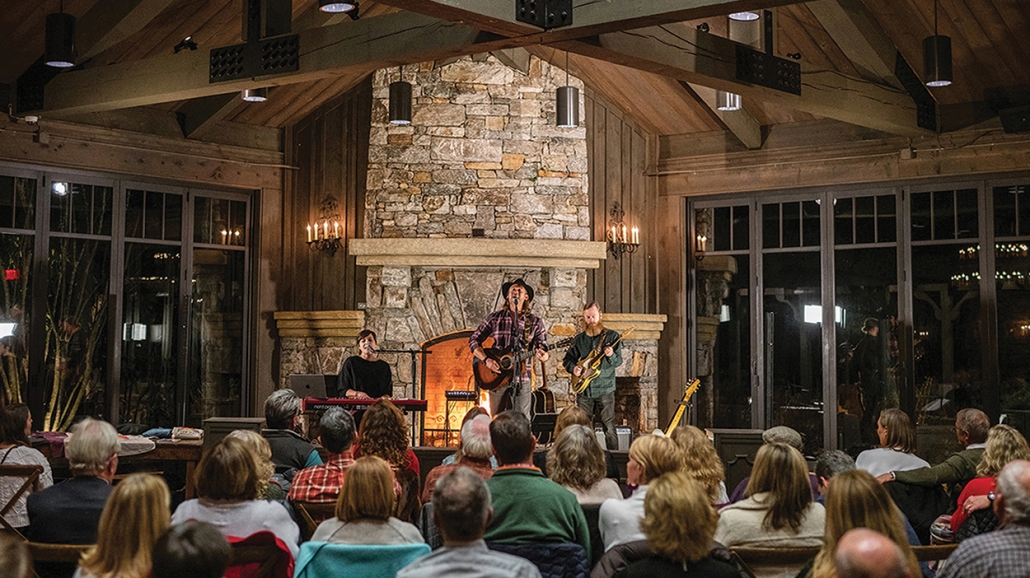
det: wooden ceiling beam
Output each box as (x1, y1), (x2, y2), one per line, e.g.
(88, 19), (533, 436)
(552, 25), (930, 136)
(77, 0), (180, 62)
(374, 0), (804, 42)
(686, 83), (763, 149)
(804, 0), (903, 89)
(39, 12), (492, 115)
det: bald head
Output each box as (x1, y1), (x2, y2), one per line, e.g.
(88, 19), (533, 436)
(996, 459), (1030, 524)
(835, 529), (909, 578)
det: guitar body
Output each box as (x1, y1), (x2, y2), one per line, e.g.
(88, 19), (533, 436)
(570, 360), (602, 394)
(472, 337), (576, 392)
(533, 386), (556, 415)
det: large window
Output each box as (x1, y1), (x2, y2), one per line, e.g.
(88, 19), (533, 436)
(0, 166), (252, 428)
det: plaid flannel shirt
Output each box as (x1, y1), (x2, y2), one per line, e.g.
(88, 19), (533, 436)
(287, 450), (354, 503)
(469, 309), (547, 377)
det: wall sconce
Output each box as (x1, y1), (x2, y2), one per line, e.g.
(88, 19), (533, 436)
(220, 227), (244, 245)
(306, 197), (343, 256)
(695, 234), (707, 261)
(606, 202), (639, 259)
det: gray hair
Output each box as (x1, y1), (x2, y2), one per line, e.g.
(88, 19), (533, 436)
(319, 407), (355, 454)
(816, 450), (856, 481)
(66, 417), (119, 473)
(957, 408), (990, 444)
(432, 466), (492, 541)
(997, 459), (1030, 524)
(264, 389), (301, 430)
(460, 415), (493, 460)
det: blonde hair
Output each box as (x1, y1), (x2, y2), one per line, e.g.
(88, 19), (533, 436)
(79, 474), (171, 578)
(547, 425), (606, 491)
(335, 456), (395, 522)
(224, 429), (274, 494)
(671, 426), (725, 505)
(629, 435), (683, 485)
(554, 405), (591, 440)
(639, 472), (716, 565)
(811, 470), (919, 578)
(195, 437), (263, 501)
(745, 443), (812, 532)
(977, 424), (1030, 478)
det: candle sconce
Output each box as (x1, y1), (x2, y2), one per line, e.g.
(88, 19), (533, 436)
(606, 202), (640, 259)
(695, 234), (707, 262)
(306, 197), (343, 256)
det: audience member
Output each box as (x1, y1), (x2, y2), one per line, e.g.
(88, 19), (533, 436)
(534, 405), (619, 479)
(939, 459), (1030, 577)
(547, 425), (621, 505)
(599, 434), (682, 551)
(262, 389), (322, 477)
(357, 399), (419, 476)
(949, 423), (1030, 533)
(714, 443), (825, 578)
(398, 467), (541, 578)
(815, 450), (856, 503)
(728, 426), (820, 503)
(289, 407), (356, 504)
(225, 429), (286, 500)
(834, 528), (912, 578)
(74, 473), (171, 578)
(0, 532), (32, 578)
(877, 408), (988, 493)
(0, 403), (53, 533)
(423, 414), (494, 503)
(27, 417), (117, 544)
(615, 471), (737, 578)
(310, 456), (423, 545)
(151, 521), (232, 578)
(171, 437), (300, 558)
(804, 470), (919, 578)
(483, 411), (590, 555)
(670, 425), (727, 505)
(441, 407), (496, 468)
(856, 409), (929, 478)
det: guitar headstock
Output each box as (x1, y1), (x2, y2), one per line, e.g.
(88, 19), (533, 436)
(551, 336), (576, 350)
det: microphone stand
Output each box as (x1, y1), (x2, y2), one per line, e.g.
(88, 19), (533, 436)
(509, 298), (526, 417)
(375, 346), (430, 446)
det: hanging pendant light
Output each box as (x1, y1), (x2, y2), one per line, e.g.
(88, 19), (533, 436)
(389, 66), (412, 125)
(923, 0), (952, 87)
(556, 51), (579, 128)
(716, 90), (742, 111)
(241, 87), (268, 102)
(45, 0), (76, 68)
(728, 11), (760, 21)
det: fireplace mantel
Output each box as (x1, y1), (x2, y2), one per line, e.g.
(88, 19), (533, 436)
(349, 238), (607, 269)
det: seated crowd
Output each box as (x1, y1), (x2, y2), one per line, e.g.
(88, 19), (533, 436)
(8, 388), (1030, 578)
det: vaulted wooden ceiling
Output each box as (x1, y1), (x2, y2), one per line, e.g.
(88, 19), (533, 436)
(2, 0), (1028, 145)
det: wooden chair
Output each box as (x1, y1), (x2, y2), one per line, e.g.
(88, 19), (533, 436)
(0, 464), (44, 539)
(27, 542), (92, 578)
(912, 543), (958, 561)
(730, 546), (820, 578)
(294, 501), (337, 541)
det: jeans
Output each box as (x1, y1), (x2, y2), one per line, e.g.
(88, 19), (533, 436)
(576, 392), (616, 449)
(489, 376), (532, 421)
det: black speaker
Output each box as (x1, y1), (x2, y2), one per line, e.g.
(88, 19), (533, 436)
(999, 105), (1030, 133)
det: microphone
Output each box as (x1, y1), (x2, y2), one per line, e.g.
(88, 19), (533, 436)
(364, 343), (380, 353)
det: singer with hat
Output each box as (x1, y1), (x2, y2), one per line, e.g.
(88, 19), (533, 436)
(339, 329), (393, 400)
(469, 278), (549, 419)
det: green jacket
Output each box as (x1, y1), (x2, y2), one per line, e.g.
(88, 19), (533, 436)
(484, 467), (591, 558)
(562, 330), (622, 398)
(892, 447), (984, 488)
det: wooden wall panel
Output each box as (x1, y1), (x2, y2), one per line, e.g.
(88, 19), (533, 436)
(585, 91), (659, 315)
(285, 75), (372, 311)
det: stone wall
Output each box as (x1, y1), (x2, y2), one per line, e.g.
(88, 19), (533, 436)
(367, 54), (588, 241)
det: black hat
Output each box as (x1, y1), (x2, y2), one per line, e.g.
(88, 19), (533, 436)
(501, 278), (534, 302)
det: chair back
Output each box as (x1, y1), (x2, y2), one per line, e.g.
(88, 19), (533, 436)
(487, 541), (589, 578)
(579, 503), (604, 566)
(293, 541), (431, 578)
(0, 464), (44, 538)
(417, 502), (443, 550)
(394, 468), (422, 525)
(912, 543), (958, 561)
(294, 501), (337, 541)
(227, 532), (295, 578)
(27, 541), (91, 578)
(730, 546), (820, 578)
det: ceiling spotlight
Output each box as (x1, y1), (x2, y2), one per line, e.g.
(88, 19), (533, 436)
(697, 22), (710, 33)
(728, 11), (760, 21)
(556, 51), (579, 128)
(716, 91), (741, 112)
(45, 1), (76, 68)
(241, 87), (268, 102)
(319, 0), (357, 14)
(173, 36), (198, 54)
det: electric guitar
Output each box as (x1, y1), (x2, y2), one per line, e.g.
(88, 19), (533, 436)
(569, 328), (635, 394)
(664, 378), (701, 436)
(473, 336), (575, 391)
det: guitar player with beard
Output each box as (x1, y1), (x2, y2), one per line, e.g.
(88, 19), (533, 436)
(563, 301), (622, 450)
(469, 278), (549, 420)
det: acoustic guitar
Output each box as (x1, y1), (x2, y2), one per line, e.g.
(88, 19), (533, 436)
(569, 328), (635, 394)
(664, 378), (701, 436)
(473, 336), (575, 391)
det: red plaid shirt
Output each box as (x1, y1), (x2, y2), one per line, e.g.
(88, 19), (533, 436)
(421, 456), (495, 503)
(287, 450), (354, 503)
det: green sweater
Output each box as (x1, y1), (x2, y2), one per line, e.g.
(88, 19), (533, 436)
(892, 447), (984, 488)
(562, 330), (622, 398)
(484, 467), (591, 558)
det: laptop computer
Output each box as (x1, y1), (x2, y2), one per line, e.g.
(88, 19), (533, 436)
(289, 374), (329, 399)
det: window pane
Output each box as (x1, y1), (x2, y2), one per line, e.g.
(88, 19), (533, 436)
(0, 176), (36, 230)
(783, 202), (800, 248)
(714, 206), (731, 251)
(956, 189), (977, 239)
(126, 189), (144, 239)
(229, 201), (246, 246)
(802, 200), (820, 247)
(732, 205), (750, 251)
(1018, 187), (1030, 237)
(835, 197), (853, 245)
(0, 234), (33, 405)
(912, 192), (931, 241)
(165, 193), (182, 241)
(763, 203), (780, 249)
(878, 195), (896, 243)
(145, 191), (163, 240)
(703, 254), (751, 429)
(933, 190), (955, 239)
(855, 196), (875, 244)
